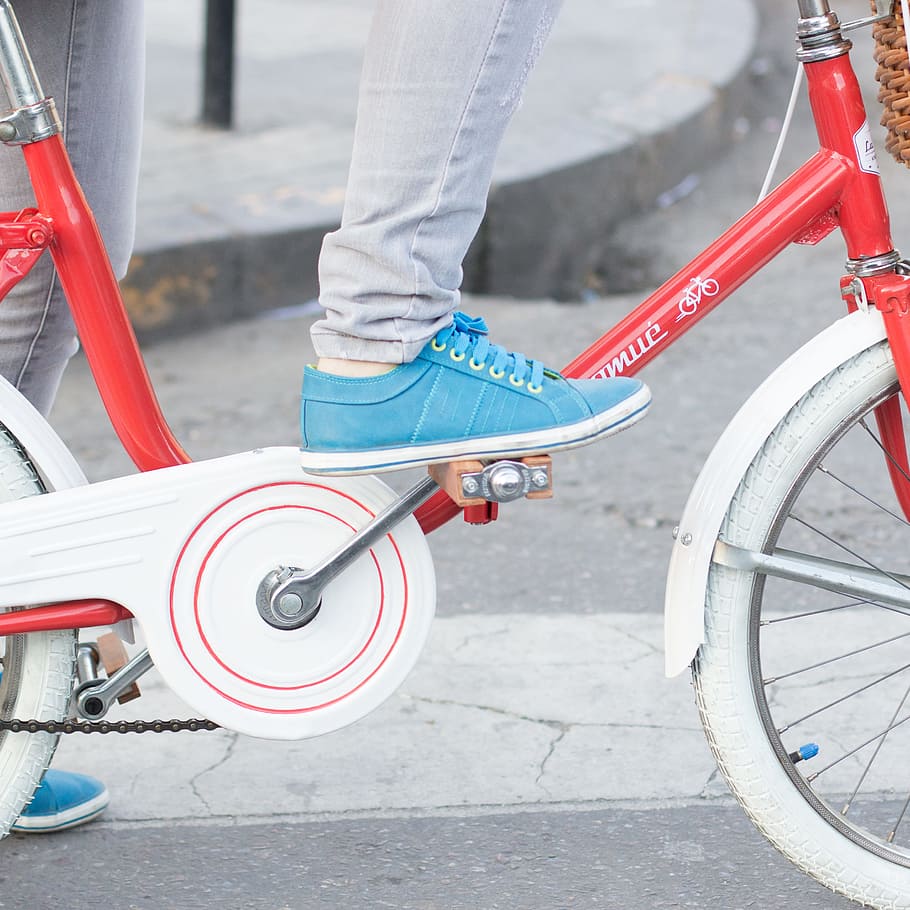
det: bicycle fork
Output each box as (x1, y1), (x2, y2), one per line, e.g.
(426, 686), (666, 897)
(796, 1), (910, 519)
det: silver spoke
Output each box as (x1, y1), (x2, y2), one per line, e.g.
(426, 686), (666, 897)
(803, 711), (910, 785)
(761, 598), (894, 625)
(764, 631), (910, 685)
(778, 661), (910, 734)
(817, 461), (910, 528)
(789, 514), (910, 598)
(860, 416), (910, 492)
(839, 682), (910, 815)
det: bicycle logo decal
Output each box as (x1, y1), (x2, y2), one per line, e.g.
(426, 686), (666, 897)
(594, 275), (720, 377)
(676, 276), (719, 322)
(853, 121), (880, 176)
(594, 321), (669, 379)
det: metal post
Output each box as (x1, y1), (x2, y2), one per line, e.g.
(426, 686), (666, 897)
(201, 0), (235, 129)
(0, 0), (43, 108)
(797, 0), (831, 15)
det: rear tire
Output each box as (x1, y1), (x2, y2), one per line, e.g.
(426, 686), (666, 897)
(0, 425), (75, 837)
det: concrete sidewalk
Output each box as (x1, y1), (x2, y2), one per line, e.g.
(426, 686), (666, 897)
(124, 0), (759, 340)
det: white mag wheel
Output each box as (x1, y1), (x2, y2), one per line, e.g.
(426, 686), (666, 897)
(695, 338), (910, 907)
(0, 424), (75, 838)
(164, 471), (436, 739)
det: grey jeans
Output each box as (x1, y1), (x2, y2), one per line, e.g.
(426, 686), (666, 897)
(0, 0), (143, 417)
(0, 0), (562, 414)
(311, 0), (564, 363)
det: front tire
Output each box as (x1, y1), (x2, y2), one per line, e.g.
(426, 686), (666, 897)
(696, 339), (910, 907)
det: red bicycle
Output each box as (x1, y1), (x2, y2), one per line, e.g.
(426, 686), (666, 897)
(0, 0), (909, 905)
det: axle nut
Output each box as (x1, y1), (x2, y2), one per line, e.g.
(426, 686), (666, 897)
(488, 463), (525, 502)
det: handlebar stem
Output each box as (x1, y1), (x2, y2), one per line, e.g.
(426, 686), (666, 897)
(798, 0), (832, 15)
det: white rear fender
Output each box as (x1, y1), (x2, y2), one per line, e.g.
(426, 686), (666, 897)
(0, 373), (86, 492)
(664, 308), (888, 677)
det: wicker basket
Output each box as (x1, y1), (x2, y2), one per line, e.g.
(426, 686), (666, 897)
(872, 0), (910, 164)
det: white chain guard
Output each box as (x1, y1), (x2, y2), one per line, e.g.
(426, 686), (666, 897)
(0, 447), (436, 739)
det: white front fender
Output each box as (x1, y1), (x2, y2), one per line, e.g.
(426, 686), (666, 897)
(664, 307), (889, 677)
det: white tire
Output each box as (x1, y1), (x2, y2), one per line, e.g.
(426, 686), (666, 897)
(0, 424), (75, 838)
(696, 339), (910, 907)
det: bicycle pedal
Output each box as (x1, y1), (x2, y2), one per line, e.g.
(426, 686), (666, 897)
(97, 632), (141, 704)
(428, 455), (552, 506)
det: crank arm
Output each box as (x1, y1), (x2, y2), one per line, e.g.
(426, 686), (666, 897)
(713, 540), (910, 610)
(73, 648), (153, 720)
(258, 475), (440, 629)
(259, 456), (556, 628)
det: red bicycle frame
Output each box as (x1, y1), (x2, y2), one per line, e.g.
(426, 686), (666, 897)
(2, 6), (910, 631)
(420, 47), (910, 531)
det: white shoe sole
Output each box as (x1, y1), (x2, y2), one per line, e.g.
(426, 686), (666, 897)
(11, 786), (109, 833)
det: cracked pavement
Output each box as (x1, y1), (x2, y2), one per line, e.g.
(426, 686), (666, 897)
(50, 612), (714, 821)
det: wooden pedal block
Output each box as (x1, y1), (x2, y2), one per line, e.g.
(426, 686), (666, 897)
(428, 455), (553, 507)
(97, 631), (141, 704)
(428, 459), (486, 507)
(521, 456), (554, 500)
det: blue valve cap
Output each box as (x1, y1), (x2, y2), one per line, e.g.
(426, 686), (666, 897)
(789, 743), (820, 764)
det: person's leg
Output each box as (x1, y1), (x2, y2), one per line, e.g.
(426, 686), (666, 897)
(312, 0), (564, 366)
(0, 0), (145, 832)
(302, 0), (650, 474)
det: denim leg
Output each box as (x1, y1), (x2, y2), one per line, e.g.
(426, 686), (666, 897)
(312, 0), (563, 364)
(0, 0), (144, 417)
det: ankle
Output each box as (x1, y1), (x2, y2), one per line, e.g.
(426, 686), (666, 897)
(316, 357), (396, 378)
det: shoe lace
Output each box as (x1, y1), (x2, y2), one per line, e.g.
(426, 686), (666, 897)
(434, 312), (546, 388)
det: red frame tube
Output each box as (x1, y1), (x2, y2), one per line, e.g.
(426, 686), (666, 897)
(807, 56), (893, 258)
(416, 49), (898, 533)
(22, 136), (189, 472)
(0, 600), (130, 635)
(561, 151), (851, 382)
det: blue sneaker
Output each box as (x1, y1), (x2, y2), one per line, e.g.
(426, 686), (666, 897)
(301, 311), (650, 474)
(11, 769), (109, 833)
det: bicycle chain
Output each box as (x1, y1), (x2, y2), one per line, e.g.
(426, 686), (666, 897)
(0, 717), (219, 734)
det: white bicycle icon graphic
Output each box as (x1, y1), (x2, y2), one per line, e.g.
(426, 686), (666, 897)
(676, 275), (719, 321)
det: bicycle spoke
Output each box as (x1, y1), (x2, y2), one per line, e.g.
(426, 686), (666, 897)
(789, 514), (910, 599)
(778, 660), (910, 734)
(889, 794), (910, 844)
(761, 598), (895, 625)
(860, 416), (910, 490)
(838, 681), (910, 815)
(763, 630), (910, 685)
(817, 461), (910, 528)
(804, 710), (910, 785)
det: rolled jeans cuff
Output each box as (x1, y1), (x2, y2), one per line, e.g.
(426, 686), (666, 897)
(309, 329), (424, 365)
